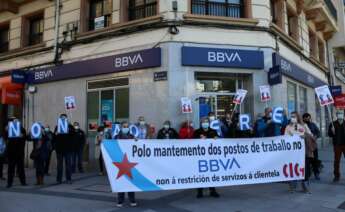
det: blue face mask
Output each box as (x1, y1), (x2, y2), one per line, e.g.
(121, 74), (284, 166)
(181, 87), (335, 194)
(201, 122), (209, 129)
(121, 128), (129, 134)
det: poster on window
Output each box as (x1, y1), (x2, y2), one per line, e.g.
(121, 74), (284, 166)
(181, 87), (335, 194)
(233, 89), (248, 104)
(101, 100), (113, 126)
(315, 85), (334, 106)
(64, 96), (76, 111)
(181, 97), (193, 113)
(259, 85), (271, 102)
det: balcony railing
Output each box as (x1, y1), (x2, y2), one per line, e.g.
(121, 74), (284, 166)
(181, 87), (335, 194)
(191, 0), (244, 18)
(325, 0), (337, 22)
(128, 1), (158, 21)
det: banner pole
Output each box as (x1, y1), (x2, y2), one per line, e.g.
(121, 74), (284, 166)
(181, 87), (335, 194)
(230, 104), (238, 120)
(327, 105), (335, 129)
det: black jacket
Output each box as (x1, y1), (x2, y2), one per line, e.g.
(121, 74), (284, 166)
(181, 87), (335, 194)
(5, 127), (27, 159)
(72, 129), (86, 151)
(157, 128), (179, 139)
(54, 124), (75, 153)
(328, 121), (345, 146)
(193, 128), (218, 139)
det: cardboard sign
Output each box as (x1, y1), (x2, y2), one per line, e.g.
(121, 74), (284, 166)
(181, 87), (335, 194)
(272, 107), (284, 124)
(129, 124), (140, 138)
(57, 118), (69, 134)
(334, 94), (345, 109)
(233, 89), (248, 104)
(64, 96), (76, 111)
(31, 122), (42, 139)
(181, 97), (193, 113)
(239, 114), (251, 130)
(8, 121), (21, 138)
(259, 85), (271, 102)
(315, 85), (334, 106)
(112, 123), (121, 138)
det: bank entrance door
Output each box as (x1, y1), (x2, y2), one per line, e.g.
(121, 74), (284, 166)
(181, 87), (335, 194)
(194, 72), (246, 124)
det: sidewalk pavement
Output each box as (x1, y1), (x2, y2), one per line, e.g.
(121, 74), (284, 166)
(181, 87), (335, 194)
(1, 142), (345, 212)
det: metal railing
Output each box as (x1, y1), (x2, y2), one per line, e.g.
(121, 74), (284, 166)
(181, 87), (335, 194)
(128, 1), (158, 21)
(191, 0), (244, 18)
(324, 0), (337, 22)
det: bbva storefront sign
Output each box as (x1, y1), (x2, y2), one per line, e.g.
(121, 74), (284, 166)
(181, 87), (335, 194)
(181, 46), (264, 69)
(27, 48), (161, 84)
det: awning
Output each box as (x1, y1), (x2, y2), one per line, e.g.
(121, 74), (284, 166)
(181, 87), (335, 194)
(0, 76), (23, 105)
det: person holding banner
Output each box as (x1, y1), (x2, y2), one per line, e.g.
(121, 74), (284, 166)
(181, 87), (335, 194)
(285, 112), (314, 193)
(136, 116), (150, 139)
(328, 110), (345, 183)
(5, 117), (27, 188)
(54, 114), (75, 184)
(193, 117), (220, 198)
(114, 121), (137, 207)
(157, 120), (179, 139)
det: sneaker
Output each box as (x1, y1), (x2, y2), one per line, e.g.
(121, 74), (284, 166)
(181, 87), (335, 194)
(210, 191), (220, 198)
(130, 202), (138, 207)
(116, 202), (123, 208)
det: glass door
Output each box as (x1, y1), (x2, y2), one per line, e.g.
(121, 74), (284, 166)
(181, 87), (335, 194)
(100, 90), (114, 128)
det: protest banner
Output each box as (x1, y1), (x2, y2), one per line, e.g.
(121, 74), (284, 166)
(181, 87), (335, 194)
(101, 135), (305, 192)
(233, 89), (248, 105)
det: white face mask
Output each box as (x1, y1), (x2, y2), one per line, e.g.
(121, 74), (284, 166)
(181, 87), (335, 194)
(291, 118), (297, 124)
(209, 116), (216, 121)
(139, 121), (145, 126)
(337, 114), (344, 120)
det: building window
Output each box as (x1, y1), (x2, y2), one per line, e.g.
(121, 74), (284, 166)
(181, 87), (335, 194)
(298, 86), (307, 115)
(318, 39), (325, 65)
(89, 0), (112, 30)
(128, 0), (158, 21)
(287, 81), (297, 116)
(29, 16), (44, 46)
(309, 29), (318, 59)
(0, 25), (9, 53)
(191, 0), (244, 18)
(287, 7), (299, 43)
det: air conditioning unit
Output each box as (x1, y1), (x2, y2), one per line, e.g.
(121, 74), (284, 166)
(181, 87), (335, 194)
(94, 16), (105, 30)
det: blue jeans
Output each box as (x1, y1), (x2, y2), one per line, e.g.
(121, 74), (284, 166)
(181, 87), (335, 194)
(56, 152), (72, 182)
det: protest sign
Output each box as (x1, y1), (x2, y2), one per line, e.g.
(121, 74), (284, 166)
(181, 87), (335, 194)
(101, 135), (305, 192)
(233, 89), (248, 104)
(181, 97), (193, 113)
(64, 96), (76, 110)
(8, 121), (21, 138)
(259, 85), (271, 102)
(315, 85), (334, 106)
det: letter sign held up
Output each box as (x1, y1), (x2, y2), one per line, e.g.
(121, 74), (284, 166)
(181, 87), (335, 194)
(31, 122), (42, 139)
(240, 114), (251, 131)
(112, 123), (121, 138)
(130, 124), (140, 138)
(272, 107), (284, 124)
(8, 121), (21, 138)
(57, 118), (68, 134)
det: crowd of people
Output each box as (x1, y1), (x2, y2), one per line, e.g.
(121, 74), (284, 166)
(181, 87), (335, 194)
(0, 109), (344, 208)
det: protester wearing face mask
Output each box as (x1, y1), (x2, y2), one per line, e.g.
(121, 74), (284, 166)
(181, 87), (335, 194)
(71, 122), (86, 174)
(303, 113), (321, 180)
(43, 126), (54, 176)
(157, 120), (179, 139)
(328, 110), (345, 183)
(136, 116), (149, 139)
(221, 112), (234, 138)
(260, 107), (282, 137)
(285, 112), (314, 194)
(95, 126), (105, 176)
(179, 121), (195, 139)
(115, 122), (137, 207)
(193, 117), (219, 198)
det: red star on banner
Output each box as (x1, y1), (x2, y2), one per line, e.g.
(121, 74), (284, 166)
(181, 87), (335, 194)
(113, 154), (138, 179)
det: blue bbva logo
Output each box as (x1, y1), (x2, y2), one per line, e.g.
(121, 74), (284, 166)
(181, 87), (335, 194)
(198, 158), (241, 172)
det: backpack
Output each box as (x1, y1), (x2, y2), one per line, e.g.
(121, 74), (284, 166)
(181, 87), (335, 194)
(0, 137), (6, 156)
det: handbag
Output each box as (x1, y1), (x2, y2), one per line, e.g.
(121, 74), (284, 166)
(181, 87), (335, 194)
(30, 148), (40, 160)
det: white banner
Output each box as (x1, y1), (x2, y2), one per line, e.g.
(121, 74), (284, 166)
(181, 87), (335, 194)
(101, 135), (305, 192)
